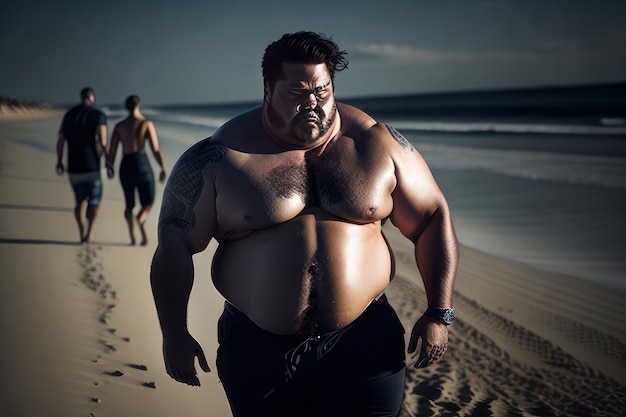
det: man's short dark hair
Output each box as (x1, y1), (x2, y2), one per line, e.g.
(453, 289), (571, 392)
(125, 95), (140, 111)
(262, 31), (349, 92)
(80, 87), (94, 100)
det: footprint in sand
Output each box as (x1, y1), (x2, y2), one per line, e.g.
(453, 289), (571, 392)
(100, 340), (117, 352)
(386, 276), (626, 417)
(104, 369), (125, 377)
(126, 363), (157, 388)
(79, 245), (159, 397)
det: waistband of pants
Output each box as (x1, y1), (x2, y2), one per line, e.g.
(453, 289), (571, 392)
(69, 171), (101, 184)
(223, 292), (387, 336)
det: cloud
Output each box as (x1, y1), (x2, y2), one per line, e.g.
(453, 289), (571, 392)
(350, 43), (537, 63)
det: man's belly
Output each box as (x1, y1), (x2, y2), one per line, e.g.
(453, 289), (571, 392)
(211, 211), (393, 335)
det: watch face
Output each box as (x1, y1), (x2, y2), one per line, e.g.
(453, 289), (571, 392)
(442, 309), (455, 324)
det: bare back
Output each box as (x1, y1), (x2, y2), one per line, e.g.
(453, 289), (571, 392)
(112, 116), (152, 155)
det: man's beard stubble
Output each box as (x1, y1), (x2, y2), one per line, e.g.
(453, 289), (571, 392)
(267, 102), (337, 142)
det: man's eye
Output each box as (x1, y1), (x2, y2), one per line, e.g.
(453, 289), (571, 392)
(315, 91), (328, 100)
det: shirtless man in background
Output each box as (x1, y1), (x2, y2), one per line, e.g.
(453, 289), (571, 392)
(151, 32), (458, 417)
(107, 95), (166, 245)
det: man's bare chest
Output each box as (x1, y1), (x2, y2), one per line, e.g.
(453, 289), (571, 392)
(215, 148), (395, 231)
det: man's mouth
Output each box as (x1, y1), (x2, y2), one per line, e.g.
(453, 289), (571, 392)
(296, 109), (322, 124)
(304, 111), (319, 120)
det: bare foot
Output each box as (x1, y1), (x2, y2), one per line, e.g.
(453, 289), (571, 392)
(124, 209), (136, 245)
(137, 212), (148, 246)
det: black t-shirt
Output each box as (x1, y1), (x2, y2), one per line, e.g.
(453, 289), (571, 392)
(59, 104), (107, 173)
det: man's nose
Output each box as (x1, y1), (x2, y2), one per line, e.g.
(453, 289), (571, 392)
(301, 92), (317, 110)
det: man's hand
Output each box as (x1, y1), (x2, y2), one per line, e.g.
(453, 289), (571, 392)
(55, 162), (64, 176)
(406, 315), (449, 368)
(106, 163), (114, 179)
(162, 332), (211, 386)
(159, 170), (167, 183)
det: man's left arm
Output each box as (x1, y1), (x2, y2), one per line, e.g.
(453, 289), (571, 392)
(384, 124), (459, 369)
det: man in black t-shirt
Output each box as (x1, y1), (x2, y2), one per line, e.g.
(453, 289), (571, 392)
(56, 87), (108, 243)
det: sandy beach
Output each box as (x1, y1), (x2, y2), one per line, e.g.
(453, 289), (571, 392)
(1, 111), (625, 417)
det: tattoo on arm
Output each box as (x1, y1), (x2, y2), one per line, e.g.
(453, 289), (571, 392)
(159, 139), (227, 232)
(386, 125), (414, 152)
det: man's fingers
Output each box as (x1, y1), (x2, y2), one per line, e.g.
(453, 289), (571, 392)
(415, 354), (430, 368)
(168, 367), (202, 386)
(197, 349), (211, 373)
(413, 342), (448, 368)
(407, 335), (423, 354)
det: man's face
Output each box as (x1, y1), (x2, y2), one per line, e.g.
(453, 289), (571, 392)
(264, 62), (337, 148)
(85, 92), (95, 105)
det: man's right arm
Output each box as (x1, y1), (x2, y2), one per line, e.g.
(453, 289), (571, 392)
(106, 126), (120, 178)
(151, 222), (211, 386)
(150, 138), (225, 386)
(55, 132), (65, 175)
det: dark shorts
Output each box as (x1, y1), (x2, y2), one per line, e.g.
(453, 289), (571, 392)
(216, 294), (406, 417)
(119, 152), (154, 209)
(69, 172), (102, 205)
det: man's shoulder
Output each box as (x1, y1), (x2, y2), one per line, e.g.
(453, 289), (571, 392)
(336, 103), (411, 153)
(90, 106), (107, 121)
(164, 137), (227, 185)
(178, 137), (227, 163)
(337, 102), (390, 140)
(114, 116), (138, 128)
(60, 104), (85, 129)
(63, 104), (83, 117)
(211, 107), (262, 144)
(76, 105), (106, 123)
(337, 102), (378, 131)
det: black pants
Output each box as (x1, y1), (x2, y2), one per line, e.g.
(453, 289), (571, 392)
(216, 294), (406, 417)
(119, 152), (154, 210)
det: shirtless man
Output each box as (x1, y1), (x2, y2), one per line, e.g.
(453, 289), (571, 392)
(151, 32), (458, 417)
(107, 95), (166, 245)
(56, 87), (107, 243)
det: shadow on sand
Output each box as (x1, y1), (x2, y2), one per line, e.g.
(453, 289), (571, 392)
(0, 238), (132, 247)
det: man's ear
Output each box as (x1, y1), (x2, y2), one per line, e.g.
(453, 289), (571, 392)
(263, 83), (271, 104)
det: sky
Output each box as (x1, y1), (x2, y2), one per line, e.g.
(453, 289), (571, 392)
(1, 0), (625, 106)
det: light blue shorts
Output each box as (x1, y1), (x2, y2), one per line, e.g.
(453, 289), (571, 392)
(69, 172), (102, 205)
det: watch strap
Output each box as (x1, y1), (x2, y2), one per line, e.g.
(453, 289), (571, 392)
(425, 307), (455, 325)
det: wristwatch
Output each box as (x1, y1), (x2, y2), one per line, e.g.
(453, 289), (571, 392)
(425, 307), (455, 325)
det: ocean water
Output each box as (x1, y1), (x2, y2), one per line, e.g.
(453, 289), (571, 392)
(43, 83), (626, 290)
